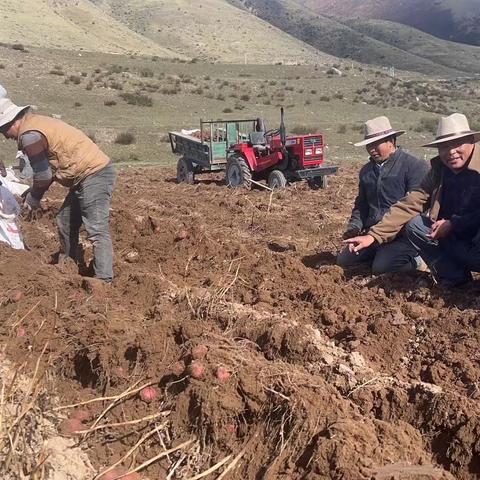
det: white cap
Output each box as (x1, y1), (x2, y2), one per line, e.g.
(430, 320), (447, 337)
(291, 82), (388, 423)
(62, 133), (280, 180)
(0, 84), (6, 99)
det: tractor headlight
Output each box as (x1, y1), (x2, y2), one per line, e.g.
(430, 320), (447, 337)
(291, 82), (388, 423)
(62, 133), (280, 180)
(305, 148), (313, 156)
(315, 147), (323, 155)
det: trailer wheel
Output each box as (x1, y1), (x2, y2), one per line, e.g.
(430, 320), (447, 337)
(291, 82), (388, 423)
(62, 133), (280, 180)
(226, 155), (252, 189)
(308, 176), (328, 190)
(268, 170), (287, 189)
(177, 157), (195, 184)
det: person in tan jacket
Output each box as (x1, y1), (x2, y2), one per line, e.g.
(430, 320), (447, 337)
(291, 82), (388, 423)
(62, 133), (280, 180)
(0, 98), (116, 282)
(344, 113), (480, 287)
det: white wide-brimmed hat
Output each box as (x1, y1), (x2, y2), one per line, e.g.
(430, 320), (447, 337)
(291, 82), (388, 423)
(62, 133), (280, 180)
(422, 113), (480, 147)
(354, 116), (405, 147)
(0, 98), (30, 129)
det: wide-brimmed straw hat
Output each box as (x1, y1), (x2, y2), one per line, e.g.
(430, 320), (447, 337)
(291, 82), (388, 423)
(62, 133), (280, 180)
(354, 116), (405, 147)
(0, 98), (30, 129)
(422, 113), (480, 147)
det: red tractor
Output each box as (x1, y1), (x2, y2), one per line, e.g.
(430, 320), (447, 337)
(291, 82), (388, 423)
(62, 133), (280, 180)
(169, 109), (337, 189)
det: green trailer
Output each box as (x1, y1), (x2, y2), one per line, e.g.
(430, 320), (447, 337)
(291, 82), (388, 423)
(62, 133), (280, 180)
(169, 118), (257, 183)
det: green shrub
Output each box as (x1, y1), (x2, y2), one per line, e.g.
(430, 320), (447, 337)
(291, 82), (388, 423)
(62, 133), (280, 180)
(337, 124), (347, 134)
(140, 68), (154, 78)
(119, 92), (153, 106)
(114, 132), (136, 145)
(160, 87), (180, 95)
(222, 107), (233, 113)
(240, 94), (250, 101)
(109, 81), (123, 90)
(291, 125), (316, 135)
(108, 64), (127, 74)
(104, 100), (117, 106)
(69, 75), (81, 85)
(319, 95), (330, 102)
(11, 43), (27, 52)
(416, 117), (437, 133)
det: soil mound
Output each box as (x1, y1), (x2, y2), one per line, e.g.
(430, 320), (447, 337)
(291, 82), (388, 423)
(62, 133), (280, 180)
(1, 166), (479, 479)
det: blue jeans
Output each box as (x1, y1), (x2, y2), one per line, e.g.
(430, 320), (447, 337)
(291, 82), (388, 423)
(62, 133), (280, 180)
(56, 163), (116, 282)
(337, 235), (418, 274)
(405, 214), (480, 286)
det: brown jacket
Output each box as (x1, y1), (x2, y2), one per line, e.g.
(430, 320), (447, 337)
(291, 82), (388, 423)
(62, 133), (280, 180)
(369, 143), (480, 244)
(18, 114), (110, 187)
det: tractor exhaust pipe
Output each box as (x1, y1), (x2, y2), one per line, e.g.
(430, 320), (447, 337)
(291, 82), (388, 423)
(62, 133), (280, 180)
(280, 107), (286, 147)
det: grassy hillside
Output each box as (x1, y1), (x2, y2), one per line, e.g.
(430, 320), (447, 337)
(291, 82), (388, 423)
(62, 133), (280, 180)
(0, 0), (333, 65)
(0, 0), (177, 56)
(297, 0), (480, 46)
(91, 0), (333, 64)
(341, 18), (480, 75)
(2, 43), (479, 171)
(228, 0), (480, 75)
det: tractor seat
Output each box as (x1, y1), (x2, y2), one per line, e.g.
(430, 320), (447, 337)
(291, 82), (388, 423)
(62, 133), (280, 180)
(249, 131), (266, 147)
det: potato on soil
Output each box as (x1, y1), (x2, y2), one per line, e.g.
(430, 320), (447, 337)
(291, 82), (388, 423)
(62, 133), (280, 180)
(72, 408), (92, 423)
(17, 326), (26, 338)
(8, 290), (23, 303)
(191, 344), (208, 360)
(189, 361), (205, 379)
(59, 418), (83, 436)
(139, 386), (160, 403)
(216, 366), (231, 382)
(171, 360), (185, 375)
(175, 229), (189, 241)
(226, 423), (237, 434)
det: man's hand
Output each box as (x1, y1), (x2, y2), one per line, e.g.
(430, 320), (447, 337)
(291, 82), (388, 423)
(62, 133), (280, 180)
(342, 234), (375, 253)
(342, 227), (361, 240)
(428, 219), (452, 240)
(23, 192), (41, 212)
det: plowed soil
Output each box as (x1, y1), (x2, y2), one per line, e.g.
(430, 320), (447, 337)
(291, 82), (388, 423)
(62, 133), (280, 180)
(2, 165), (480, 479)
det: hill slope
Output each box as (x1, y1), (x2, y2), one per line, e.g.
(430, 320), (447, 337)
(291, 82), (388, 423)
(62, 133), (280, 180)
(0, 0), (177, 56)
(341, 18), (480, 75)
(90, 0), (333, 64)
(0, 0), (333, 64)
(229, 0), (480, 75)
(296, 0), (480, 46)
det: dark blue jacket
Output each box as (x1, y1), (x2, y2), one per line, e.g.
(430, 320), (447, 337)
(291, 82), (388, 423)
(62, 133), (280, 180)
(347, 148), (430, 232)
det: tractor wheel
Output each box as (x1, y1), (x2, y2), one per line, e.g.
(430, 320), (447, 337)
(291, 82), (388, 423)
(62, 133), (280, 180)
(177, 157), (195, 184)
(308, 176), (328, 190)
(268, 170), (287, 189)
(226, 155), (252, 189)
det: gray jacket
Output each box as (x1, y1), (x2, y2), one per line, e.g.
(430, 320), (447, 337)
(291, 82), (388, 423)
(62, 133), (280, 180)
(347, 148), (429, 232)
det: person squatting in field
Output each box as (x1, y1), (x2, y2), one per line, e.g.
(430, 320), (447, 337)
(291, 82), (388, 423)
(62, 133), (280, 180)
(344, 112), (480, 288)
(337, 116), (429, 274)
(0, 97), (116, 282)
